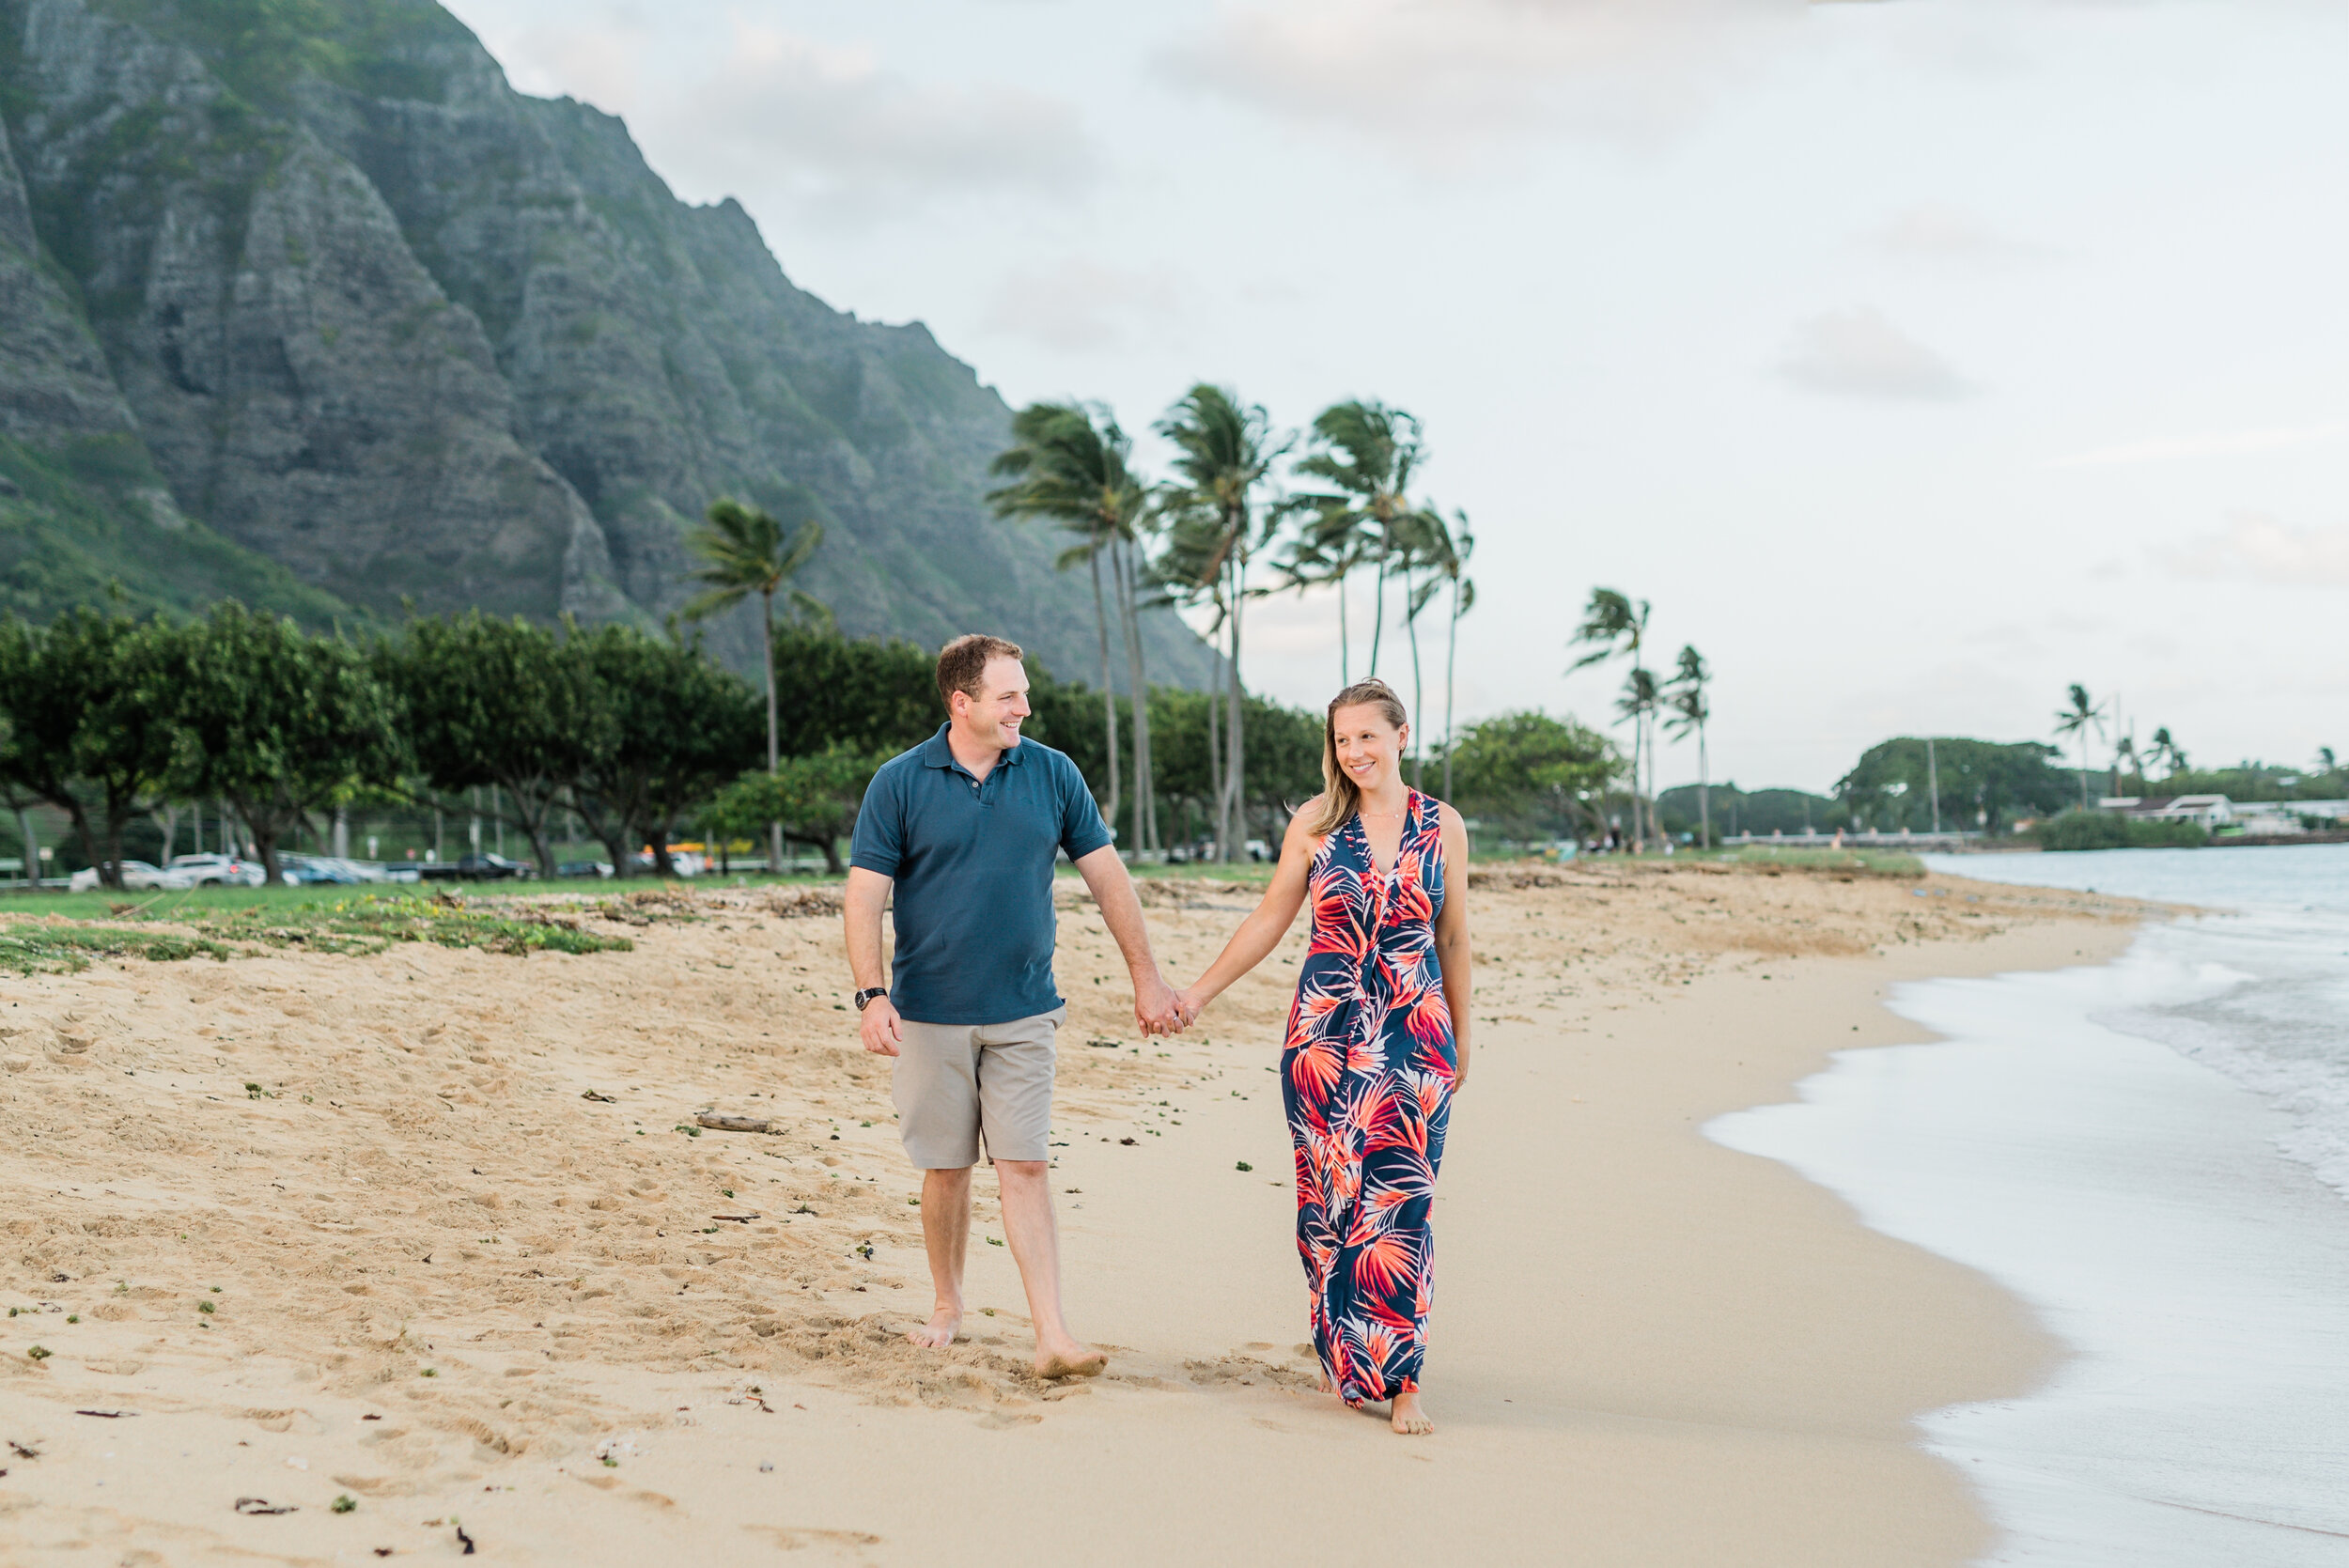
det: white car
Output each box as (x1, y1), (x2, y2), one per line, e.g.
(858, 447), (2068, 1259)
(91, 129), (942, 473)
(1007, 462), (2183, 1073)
(168, 853), (269, 888)
(69, 859), (201, 893)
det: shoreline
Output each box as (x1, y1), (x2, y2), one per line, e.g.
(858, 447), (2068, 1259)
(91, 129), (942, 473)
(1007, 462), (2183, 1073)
(0, 866), (2135, 1563)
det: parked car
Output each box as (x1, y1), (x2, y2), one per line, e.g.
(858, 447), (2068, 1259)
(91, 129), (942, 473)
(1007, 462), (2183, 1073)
(277, 854), (391, 886)
(68, 859), (200, 893)
(417, 853), (534, 882)
(167, 853), (268, 888)
(557, 860), (615, 878)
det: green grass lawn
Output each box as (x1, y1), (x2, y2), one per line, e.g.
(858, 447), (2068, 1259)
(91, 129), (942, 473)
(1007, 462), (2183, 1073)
(0, 879), (734, 973)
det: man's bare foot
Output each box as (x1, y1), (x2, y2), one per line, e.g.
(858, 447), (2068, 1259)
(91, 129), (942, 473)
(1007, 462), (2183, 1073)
(1390, 1389), (1435, 1436)
(1033, 1339), (1108, 1380)
(908, 1306), (961, 1348)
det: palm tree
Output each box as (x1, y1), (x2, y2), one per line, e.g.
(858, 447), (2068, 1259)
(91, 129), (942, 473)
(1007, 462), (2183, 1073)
(1276, 495), (1376, 684)
(1664, 644), (1712, 847)
(1615, 667), (1661, 847)
(1293, 401), (1424, 678)
(2147, 726), (2185, 781)
(1394, 505), (1462, 790)
(1157, 385), (1282, 863)
(2110, 733), (2140, 797)
(988, 401), (1157, 849)
(683, 497), (824, 870)
(1569, 589), (1653, 850)
(2053, 683), (2105, 811)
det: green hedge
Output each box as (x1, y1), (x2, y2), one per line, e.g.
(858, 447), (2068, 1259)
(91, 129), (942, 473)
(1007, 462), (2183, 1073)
(2032, 811), (2208, 851)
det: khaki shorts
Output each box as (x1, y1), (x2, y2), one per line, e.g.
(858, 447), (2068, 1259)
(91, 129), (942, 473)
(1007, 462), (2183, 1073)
(892, 1006), (1066, 1169)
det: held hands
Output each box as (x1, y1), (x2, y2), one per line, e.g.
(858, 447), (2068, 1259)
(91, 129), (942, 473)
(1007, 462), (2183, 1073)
(1133, 970), (1198, 1037)
(859, 995), (905, 1057)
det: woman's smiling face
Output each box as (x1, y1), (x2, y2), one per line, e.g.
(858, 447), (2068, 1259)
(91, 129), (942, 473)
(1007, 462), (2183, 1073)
(1331, 703), (1408, 793)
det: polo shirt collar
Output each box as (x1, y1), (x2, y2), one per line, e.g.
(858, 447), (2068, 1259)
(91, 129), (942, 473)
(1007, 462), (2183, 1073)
(921, 723), (1028, 772)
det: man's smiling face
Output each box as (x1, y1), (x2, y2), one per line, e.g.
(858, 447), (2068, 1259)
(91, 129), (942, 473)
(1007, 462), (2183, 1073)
(953, 655), (1031, 751)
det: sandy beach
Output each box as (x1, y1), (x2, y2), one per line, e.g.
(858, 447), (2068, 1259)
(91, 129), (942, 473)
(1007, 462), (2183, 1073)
(0, 862), (2137, 1565)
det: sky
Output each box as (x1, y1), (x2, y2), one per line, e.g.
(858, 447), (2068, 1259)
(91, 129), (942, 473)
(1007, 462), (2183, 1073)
(441, 0), (2349, 795)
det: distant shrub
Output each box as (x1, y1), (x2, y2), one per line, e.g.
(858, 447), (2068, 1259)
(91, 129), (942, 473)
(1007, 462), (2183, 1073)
(2033, 811), (2208, 851)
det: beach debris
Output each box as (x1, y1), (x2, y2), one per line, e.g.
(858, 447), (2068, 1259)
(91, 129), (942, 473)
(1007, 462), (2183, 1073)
(674, 1123), (703, 1137)
(1119, 1138), (1136, 1146)
(759, 1460), (775, 1472)
(8, 1440), (38, 1458)
(73, 1408), (134, 1419)
(854, 1241), (874, 1260)
(790, 1204), (817, 1216)
(334, 1494), (357, 1513)
(581, 1090), (617, 1103)
(1236, 1161), (1253, 1172)
(709, 1213), (760, 1223)
(234, 1497), (297, 1514)
(25, 1345), (50, 1360)
(696, 1112), (775, 1134)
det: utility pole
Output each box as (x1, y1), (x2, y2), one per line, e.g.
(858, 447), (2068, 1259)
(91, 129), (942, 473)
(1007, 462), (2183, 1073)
(1926, 737), (1941, 834)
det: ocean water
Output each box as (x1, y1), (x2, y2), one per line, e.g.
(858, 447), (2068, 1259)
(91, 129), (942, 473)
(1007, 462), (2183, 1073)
(1708, 845), (2349, 1564)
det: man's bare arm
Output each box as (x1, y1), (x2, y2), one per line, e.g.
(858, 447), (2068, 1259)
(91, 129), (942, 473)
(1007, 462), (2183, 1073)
(1071, 846), (1181, 1033)
(844, 866), (905, 1056)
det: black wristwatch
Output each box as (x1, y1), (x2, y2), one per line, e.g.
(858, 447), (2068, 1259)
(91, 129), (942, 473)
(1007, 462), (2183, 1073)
(854, 987), (889, 1012)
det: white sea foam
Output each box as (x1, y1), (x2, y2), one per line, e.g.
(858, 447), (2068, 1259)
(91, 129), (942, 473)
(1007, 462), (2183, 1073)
(1708, 845), (2349, 1564)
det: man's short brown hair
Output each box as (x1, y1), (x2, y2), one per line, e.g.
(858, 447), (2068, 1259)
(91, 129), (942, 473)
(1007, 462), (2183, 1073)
(936, 634), (1024, 709)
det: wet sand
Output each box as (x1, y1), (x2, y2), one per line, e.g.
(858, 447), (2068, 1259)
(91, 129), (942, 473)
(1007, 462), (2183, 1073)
(0, 863), (2137, 1564)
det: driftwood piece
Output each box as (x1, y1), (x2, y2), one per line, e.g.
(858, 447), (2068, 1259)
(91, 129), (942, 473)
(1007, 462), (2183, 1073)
(695, 1112), (777, 1135)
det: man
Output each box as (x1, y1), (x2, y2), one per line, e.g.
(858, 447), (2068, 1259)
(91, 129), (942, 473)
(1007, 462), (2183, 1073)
(845, 634), (1184, 1378)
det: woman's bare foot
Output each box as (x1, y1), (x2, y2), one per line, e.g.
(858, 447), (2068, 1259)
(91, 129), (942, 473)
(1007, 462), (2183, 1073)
(1315, 1368), (1333, 1395)
(1390, 1389), (1434, 1436)
(1033, 1334), (1108, 1380)
(907, 1305), (961, 1348)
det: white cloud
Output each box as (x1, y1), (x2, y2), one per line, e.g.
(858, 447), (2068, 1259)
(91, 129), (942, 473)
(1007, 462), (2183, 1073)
(2046, 416), (2349, 469)
(1154, 0), (1801, 157)
(659, 23), (1101, 225)
(1867, 204), (2045, 264)
(1775, 306), (1971, 401)
(465, 11), (1101, 228)
(2166, 513), (2349, 587)
(982, 260), (1184, 353)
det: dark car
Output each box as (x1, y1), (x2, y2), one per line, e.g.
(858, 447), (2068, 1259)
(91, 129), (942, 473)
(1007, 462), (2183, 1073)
(417, 853), (534, 882)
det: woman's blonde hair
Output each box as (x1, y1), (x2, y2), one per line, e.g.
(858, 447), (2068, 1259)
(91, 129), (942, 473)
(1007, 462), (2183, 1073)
(1306, 678), (1410, 837)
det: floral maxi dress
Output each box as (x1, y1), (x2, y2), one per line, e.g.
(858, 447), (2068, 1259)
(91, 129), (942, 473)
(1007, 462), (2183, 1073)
(1281, 790), (1456, 1405)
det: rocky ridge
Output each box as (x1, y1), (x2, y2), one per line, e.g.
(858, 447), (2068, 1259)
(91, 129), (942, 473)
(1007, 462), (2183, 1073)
(0, 0), (1206, 683)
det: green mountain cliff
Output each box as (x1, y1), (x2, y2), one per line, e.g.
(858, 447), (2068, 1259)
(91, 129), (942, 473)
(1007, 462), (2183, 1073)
(0, 0), (1208, 683)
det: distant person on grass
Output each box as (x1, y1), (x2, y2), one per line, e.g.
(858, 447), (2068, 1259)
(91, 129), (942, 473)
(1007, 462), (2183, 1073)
(844, 633), (1185, 1379)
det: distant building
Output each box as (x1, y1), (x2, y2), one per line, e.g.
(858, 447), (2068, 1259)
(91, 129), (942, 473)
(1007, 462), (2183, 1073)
(2098, 795), (2349, 837)
(2097, 795), (2236, 828)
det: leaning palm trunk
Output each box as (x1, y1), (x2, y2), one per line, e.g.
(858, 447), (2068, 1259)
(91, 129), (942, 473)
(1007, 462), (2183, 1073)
(1367, 536), (1387, 675)
(1115, 541), (1158, 852)
(1088, 551), (1120, 832)
(1337, 563), (1351, 685)
(1405, 568), (1425, 790)
(1629, 721), (1643, 852)
(1697, 722), (1711, 848)
(1206, 654), (1224, 855)
(1226, 553), (1248, 863)
(760, 589), (782, 875)
(1442, 580), (1460, 800)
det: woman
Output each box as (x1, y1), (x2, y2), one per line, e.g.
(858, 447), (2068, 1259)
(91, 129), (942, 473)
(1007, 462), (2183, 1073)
(1175, 678), (1471, 1436)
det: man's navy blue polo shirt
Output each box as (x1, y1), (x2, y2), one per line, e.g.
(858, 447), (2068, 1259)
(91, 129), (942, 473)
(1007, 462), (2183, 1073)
(849, 724), (1114, 1025)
